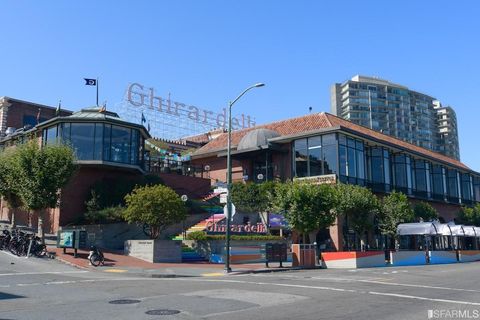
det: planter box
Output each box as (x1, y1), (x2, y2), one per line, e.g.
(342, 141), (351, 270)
(429, 250), (458, 264)
(124, 239), (182, 263)
(458, 250), (480, 262)
(390, 251), (427, 266)
(321, 251), (386, 269)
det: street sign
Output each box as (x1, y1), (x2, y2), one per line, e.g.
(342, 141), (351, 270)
(214, 187), (228, 194)
(220, 193), (227, 204)
(223, 203), (236, 220)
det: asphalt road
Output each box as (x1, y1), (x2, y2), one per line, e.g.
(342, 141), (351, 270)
(2, 250), (480, 320)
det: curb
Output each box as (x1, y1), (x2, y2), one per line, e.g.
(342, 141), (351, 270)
(51, 253), (90, 271)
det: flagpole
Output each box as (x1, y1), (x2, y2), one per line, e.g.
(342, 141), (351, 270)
(96, 77), (99, 106)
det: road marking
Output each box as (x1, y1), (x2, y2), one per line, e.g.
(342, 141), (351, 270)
(3, 276), (480, 307)
(358, 279), (480, 293)
(0, 271), (88, 277)
(369, 291), (480, 306)
(103, 269), (128, 273)
(202, 273), (225, 277)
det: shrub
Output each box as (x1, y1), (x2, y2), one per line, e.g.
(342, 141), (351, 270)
(84, 206), (125, 224)
(185, 231), (283, 241)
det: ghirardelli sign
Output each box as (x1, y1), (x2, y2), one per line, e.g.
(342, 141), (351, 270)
(127, 83), (256, 130)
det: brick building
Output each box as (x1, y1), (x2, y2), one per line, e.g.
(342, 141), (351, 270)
(190, 112), (480, 251)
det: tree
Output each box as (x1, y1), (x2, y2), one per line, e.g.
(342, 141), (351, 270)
(231, 181), (278, 213)
(123, 185), (187, 239)
(413, 201), (438, 222)
(458, 204), (480, 226)
(377, 191), (414, 239)
(274, 181), (337, 243)
(0, 149), (23, 226)
(333, 183), (379, 250)
(13, 141), (76, 241)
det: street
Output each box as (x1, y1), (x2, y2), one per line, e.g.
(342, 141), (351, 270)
(2, 251), (480, 319)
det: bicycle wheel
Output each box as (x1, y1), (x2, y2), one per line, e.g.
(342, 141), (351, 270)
(89, 253), (102, 267)
(34, 244), (47, 257)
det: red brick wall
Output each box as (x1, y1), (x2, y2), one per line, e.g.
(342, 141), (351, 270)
(3, 99), (71, 132)
(152, 173), (211, 198)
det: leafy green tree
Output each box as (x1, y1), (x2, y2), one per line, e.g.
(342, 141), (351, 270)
(123, 185), (187, 239)
(333, 183), (379, 250)
(0, 149), (23, 226)
(458, 204), (480, 226)
(413, 201), (438, 222)
(274, 181), (337, 243)
(13, 142), (76, 241)
(377, 191), (414, 238)
(231, 181), (278, 213)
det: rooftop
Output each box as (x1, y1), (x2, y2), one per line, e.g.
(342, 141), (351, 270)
(192, 112), (473, 172)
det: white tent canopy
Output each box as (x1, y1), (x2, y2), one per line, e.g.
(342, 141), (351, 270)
(397, 222), (440, 235)
(448, 225), (465, 236)
(463, 226), (477, 237)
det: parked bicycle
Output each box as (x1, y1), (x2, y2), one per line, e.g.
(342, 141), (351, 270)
(88, 245), (104, 267)
(0, 227), (48, 257)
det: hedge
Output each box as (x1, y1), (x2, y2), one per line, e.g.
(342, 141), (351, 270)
(185, 231), (283, 241)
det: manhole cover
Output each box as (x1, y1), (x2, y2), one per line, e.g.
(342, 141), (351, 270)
(109, 299), (141, 304)
(145, 309), (181, 316)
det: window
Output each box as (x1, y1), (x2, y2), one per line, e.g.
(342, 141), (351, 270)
(446, 168), (459, 203)
(339, 134), (364, 185)
(474, 176), (480, 202)
(110, 125), (132, 164)
(461, 173), (472, 202)
(70, 123), (95, 160)
(293, 134), (338, 178)
(294, 139), (308, 177)
(93, 123), (103, 160)
(44, 125), (58, 145)
(431, 165), (445, 200)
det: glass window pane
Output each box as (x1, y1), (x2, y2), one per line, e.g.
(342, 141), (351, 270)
(294, 139), (308, 177)
(70, 123), (94, 160)
(308, 136), (321, 148)
(61, 123), (71, 144)
(339, 145), (347, 176)
(93, 123), (103, 160)
(111, 125), (131, 164)
(322, 134), (336, 146)
(347, 137), (356, 148)
(356, 149), (365, 179)
(103, 124), (111, 161)
(347, 147), (356, 177)
(309, 146), (322, 176)
(131, 130), (139, 164)
(45, 125), (58, 145)
(322, 144), (337, 175)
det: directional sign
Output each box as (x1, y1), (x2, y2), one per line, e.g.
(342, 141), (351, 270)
(220, 193), (227, 204)
(214, 187), (228, 194)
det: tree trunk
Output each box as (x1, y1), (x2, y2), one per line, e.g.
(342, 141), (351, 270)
(37, 210), (45, 244)
(10, 208), (16, 228)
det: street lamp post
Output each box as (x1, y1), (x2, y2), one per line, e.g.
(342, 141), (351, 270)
(225, 82), (265, 273)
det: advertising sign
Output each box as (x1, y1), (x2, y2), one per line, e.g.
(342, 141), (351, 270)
(59, 231), (74, 248)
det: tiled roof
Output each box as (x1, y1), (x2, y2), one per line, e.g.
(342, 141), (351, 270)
(193, 112), (472, 172)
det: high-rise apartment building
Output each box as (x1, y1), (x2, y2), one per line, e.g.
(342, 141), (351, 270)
(331, 75), (460, 159)
(434, 100), (460, 160)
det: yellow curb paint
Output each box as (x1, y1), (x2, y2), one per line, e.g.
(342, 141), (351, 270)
(202, 273), (225, 277)
(104, 269), (128, 273)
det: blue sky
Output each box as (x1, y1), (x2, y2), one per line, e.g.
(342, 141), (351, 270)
(1, 1), (479, 169)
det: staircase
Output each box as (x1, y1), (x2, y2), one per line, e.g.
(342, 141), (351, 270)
(173, 213), (225, 240)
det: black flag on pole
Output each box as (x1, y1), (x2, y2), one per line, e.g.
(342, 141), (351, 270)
(84, 78), (97, 86)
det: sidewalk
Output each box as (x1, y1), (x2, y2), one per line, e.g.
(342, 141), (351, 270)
(47, 246), (295, 277)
